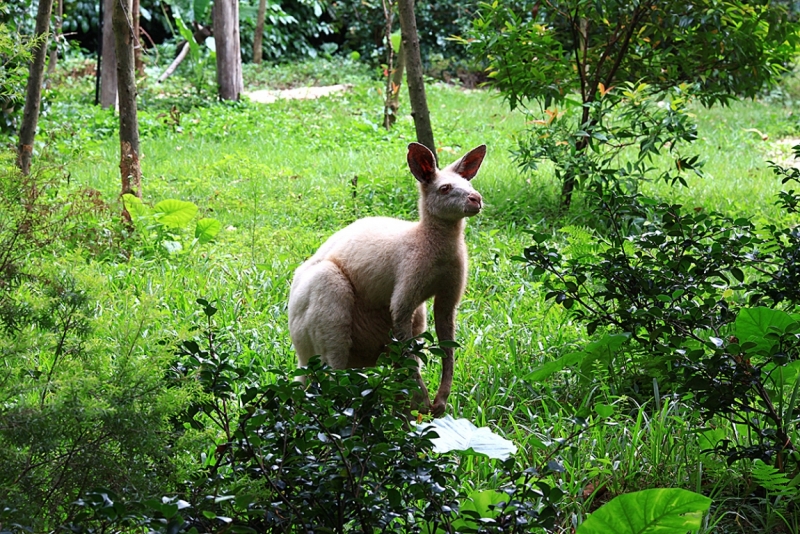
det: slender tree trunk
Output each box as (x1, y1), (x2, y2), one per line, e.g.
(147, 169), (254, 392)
(381, 0), (404, 130)
(47, 0), (63, 77)
(397, 0), (435, 157)
(100, 0), (118, 109)
(17, 0), (55, 175)
(214, 0), (243, 101)
(384, 42), (405, 130)
(113, 0), (142, 204)
(253, 0), (267, 64)
(133, 0), (144, 76)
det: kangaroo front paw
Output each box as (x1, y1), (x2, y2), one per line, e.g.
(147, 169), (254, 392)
(431, 398), (447, 418)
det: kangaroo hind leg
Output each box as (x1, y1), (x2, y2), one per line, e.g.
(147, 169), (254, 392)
(288, 260), (354, 370)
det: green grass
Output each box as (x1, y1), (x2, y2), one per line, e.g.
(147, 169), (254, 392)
(646, 98), (800, 222)
(7, 58), (800, 531)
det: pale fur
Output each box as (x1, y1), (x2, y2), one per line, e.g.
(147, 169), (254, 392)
(288, 143), (486, 416)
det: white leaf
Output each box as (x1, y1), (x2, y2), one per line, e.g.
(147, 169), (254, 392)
(416, 415), (517, 460)
(162, 240), (182, 254)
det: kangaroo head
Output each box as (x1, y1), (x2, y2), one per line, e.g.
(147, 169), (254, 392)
(407, 143), (487, 223)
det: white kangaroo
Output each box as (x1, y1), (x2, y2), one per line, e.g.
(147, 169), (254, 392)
(288, 142), (486, 417)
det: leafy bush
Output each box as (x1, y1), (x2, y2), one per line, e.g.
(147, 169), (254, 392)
(166, 304), (463, 531)
(0, 155), (119, 290)
(0, 155), (198, 530)
(466, 0), (800, 206)
(329, 0), (480, 69)
(61, 0), (100, 36)
(122, 193), (221, 258)
(0, 21), (38, 132)
(513, 82), (704, 203)
(14, 300), (569, 533)
(1, 257), (181, 529)
(0, 301), (189, 529)
(240, 0), (335, 63)
(521, 148), (800, 475)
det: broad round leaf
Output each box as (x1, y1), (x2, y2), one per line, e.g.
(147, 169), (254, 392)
(122, 193), (148, 221)
(462, 489), (508, 517)
(195, 218), (222, 244)
(736, 307), (797, 355)
(154, 199), (198, 229)
(577, 488), (711, 534)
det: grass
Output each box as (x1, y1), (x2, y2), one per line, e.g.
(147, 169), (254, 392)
(6, 56), (800, 531)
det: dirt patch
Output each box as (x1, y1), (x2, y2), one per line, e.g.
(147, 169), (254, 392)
(767, 137), (800, 169)
(245, 84), (352, 104)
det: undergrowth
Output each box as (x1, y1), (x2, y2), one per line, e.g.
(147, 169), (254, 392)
(2, 57), (800, 532)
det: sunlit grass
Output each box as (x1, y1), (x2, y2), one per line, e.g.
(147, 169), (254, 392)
(18, 58), (800, 532)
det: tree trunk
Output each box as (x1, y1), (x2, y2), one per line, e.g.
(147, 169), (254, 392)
(100, 0), (118, 109)
(113, 0), (142, 203)
(133, 0), (144, 76)
(17, 0), (55, 175)
(384, 42), (405, 130)
(253, 0), (267, 64)
(381, 0), (403, 130)
(214, 0), (243, 101)
(47, 0), (63, 77)
(397, 0), (435, 158)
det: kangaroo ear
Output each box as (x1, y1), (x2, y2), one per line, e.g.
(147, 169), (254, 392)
(445, 144), (487, 181)
(407, 142), (438, 184)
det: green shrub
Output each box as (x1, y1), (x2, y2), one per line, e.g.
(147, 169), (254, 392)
(0, 157), (194, 529)
(521, 147), (800, 476)
(0, 21), (37, 132)
(24, 301), (566, 533)
(329, 0), (480, 70)
(466, 0), (800, 206)
(240, 0), (335, 63)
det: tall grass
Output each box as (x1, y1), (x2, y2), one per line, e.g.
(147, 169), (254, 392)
(8, 57), (800, 531)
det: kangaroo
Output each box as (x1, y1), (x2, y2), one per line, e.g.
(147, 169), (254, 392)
(288, 142), (486, 417)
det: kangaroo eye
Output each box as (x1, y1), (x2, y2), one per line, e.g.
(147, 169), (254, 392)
(439, 184), (452, 194)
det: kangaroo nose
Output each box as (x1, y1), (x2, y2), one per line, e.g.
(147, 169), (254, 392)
(468, 192), (482, 206)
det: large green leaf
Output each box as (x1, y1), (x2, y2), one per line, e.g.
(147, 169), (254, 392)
(154, 199), (198, 229)
(390, 31), (402, 53)
(577, 488), (711, 534)
(452, 489), (508, 530)
(422, 489), (508, 534)
(122, 193), (149, 221)
(195, 218), (222, 244)
(579, 333), (631, 378)
(525, 333), (630, 383)
(735, 307), (797, 355)
(462, 489), (507, 517)
(173, 13), (200, 57)
(525, 351), (586, 382)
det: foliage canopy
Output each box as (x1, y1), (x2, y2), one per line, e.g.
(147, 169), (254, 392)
(467, 0), (800, 205)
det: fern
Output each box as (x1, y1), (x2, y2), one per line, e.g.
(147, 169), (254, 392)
(751, 459), (796, 498)
(559, 225), (604, 262)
